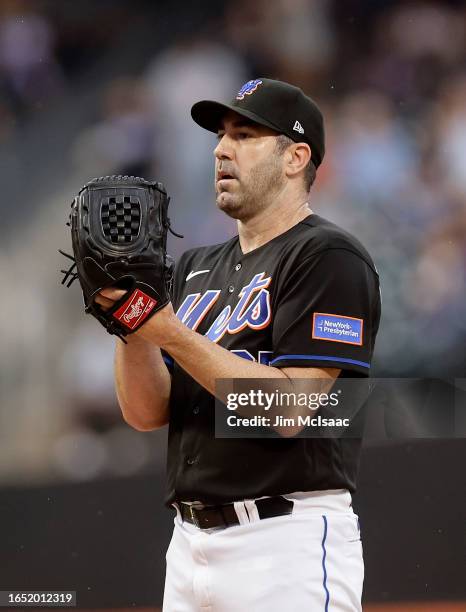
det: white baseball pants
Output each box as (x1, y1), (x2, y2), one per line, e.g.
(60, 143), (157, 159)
(163, 489), (363, 612)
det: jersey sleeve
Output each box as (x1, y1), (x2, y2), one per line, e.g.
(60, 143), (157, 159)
(160, 250), (191, 373)
(270, 248), (380, 374)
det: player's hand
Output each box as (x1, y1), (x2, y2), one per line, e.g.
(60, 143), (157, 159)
(134, 300), (179, 346)
(94, 287), (179, 346)
(94, 287), (128, 311)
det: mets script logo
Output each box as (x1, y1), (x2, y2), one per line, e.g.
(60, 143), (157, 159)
(176, 272), (272, 343)
(236, 79), (263, 100)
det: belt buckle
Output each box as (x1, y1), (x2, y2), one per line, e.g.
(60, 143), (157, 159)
(190, 505), (200, 528)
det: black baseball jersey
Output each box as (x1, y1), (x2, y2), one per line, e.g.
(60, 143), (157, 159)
(163, 214), (381, 506)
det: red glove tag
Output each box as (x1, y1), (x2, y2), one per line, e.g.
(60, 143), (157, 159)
(112, 289), (157, 330)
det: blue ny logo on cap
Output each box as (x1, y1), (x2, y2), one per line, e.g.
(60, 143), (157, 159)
(236, 79), (263, 100)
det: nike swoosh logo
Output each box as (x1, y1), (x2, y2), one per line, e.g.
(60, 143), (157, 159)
(186, 269), (210, 282)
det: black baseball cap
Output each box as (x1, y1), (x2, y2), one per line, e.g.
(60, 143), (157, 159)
(191, 78), (325, 168)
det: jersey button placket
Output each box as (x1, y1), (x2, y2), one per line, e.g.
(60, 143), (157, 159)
(193, 406), (200, 415)
(235, 263), (242, 271)
(228, 285), (235, 293)
(187, 457), (197, 466)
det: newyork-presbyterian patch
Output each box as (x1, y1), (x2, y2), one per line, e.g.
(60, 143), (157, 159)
(312, 313), (363, 346)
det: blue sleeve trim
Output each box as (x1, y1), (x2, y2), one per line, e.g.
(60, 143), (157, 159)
(270, 354), (370, 369)
(163, 355), (174, 368)
(322, 515), (330, 611)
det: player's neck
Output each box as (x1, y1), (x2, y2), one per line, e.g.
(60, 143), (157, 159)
(238, 196), (313, 254)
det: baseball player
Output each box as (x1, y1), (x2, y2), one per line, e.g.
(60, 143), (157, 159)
(96, 78), (381, 611)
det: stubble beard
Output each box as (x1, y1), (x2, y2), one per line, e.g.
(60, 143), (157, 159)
(216, 154), (285, 222)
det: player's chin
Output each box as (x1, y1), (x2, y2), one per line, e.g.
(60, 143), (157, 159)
(216, 190), (231, 206)
(216, 194), (241, 218)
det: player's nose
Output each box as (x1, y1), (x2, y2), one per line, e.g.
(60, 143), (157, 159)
(214, 136), (234, 161)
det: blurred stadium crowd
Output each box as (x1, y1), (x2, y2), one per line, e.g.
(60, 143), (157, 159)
(0, 0), (464, 484)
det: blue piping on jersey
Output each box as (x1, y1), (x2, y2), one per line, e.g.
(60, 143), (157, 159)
(163, 355), (174, 367)
(322, 515), (330, 612)
(269, 354), (370, 369)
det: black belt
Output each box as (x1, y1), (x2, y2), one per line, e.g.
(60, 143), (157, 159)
(179, 496), (294, 530)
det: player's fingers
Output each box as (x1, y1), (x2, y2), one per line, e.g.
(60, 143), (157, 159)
(94, 295), (116, 310)
(95, 288), (129, 311)
(99, 288), (128, 301)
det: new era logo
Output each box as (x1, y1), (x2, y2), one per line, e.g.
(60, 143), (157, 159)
(293, 120), (304, 134)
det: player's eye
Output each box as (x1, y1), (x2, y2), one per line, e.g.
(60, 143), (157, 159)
(216, 132), (225, 141)
(237, 131), (251, 140)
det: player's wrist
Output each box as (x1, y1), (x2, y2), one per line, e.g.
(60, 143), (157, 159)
(134, 302), (180, 348)
(120, 332), (151, 347)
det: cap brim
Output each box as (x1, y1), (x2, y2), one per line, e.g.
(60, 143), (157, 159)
(191, 100), (282, 135)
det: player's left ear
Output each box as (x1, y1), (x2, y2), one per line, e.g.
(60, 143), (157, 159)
(284, 143), (312, 180)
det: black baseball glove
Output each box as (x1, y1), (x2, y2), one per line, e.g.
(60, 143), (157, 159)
(60, 175), (182, 340)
